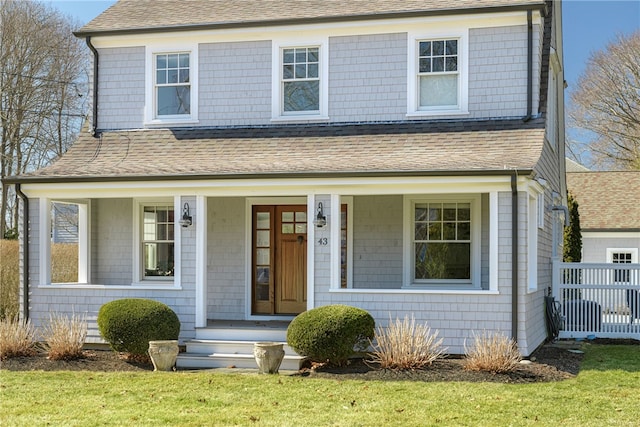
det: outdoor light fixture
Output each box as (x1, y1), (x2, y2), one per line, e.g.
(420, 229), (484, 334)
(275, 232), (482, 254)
(179, 202), (192, 228)
(313, 202), (327, 228)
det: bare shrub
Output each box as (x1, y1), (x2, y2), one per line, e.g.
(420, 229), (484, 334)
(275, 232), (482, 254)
(464, 331), (522, 373)
(0, 240), (19, 320)
(41, 311), (87, 361)
(0, 318), (37, 359)
(369, 315), (446, 369)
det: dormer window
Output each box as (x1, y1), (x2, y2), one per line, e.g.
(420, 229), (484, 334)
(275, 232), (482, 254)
(155, 53), (190, 117)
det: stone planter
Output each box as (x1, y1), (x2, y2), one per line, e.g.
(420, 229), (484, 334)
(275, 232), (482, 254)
(253, 342), (285, 374)
(148, 340), (179, 372)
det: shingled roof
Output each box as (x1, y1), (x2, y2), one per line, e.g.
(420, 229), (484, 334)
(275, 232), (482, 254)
(8, 119), (545, 183)
(567, 172), (640, 231)
(76, 0), (547, 36)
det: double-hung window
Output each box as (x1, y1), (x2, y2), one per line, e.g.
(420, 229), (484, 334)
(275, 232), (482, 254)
(418, 39), (459, 109)
(405, 195), (480, 288)
(142, 205), (175, 279)
(282, 47), (320, 114)
(155, 53), (190, 117)
(407, 33), (467, 116)
(272, 40), (327, 121)
(608, 250), (637, 283)
(146, 44), (198, 125)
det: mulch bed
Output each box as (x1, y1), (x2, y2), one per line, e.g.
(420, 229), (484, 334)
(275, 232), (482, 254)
(2, 339), (637, 383)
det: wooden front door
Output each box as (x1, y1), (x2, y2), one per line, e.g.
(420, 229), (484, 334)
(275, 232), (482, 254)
(252, 205), (307, 315)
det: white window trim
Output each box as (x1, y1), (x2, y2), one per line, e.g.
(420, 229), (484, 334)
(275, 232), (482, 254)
(144, 43), (199, 126)
(607, 248), (639, 264)
(39, 198), (91, 285)
(132, 197), (181, 287)
(406, 30), (469, 117)
(402, 194), (481, 289)
(271, 38), (329, 122)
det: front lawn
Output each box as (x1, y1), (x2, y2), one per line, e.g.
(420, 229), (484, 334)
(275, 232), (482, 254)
(1, 344), (639, 426)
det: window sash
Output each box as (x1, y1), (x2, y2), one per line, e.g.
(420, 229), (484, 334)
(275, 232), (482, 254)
(417, 38), (460, 110)
(141, 205), (175, 279)
(412, 201), (472, 283)
(281, 47), (320, 114)
(155, 53), (191, 117)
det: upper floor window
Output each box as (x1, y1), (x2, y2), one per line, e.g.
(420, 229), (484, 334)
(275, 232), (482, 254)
(418, 39), (459, 109)
(272, 39), (328, 121)
(155, 53), (190, 117)
(282, 47), (319, 113)
(145, 44), (198, 126)
(407, 33), (468, 117)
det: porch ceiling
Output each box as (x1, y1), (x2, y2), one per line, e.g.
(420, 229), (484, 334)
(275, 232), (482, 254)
(8, 119), (545, 183)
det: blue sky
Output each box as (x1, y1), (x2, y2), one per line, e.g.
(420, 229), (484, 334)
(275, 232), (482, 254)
(49, 0), (639, 91)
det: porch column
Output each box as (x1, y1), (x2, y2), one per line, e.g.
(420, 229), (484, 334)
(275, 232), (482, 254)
(329, 194), (341, 290)
(195, 195), (207, 328)
(489, 191), (499, 291)
(38, 198), (51, 286)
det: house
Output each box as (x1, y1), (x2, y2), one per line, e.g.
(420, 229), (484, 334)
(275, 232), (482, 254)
(566, 171), (640, 266)
(4, 0), (567, 365)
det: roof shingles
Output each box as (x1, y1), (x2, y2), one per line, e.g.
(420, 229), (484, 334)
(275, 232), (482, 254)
(77, 0), (547, 35)
(14, 120), (546, 182)
(567, 172), (640, 231)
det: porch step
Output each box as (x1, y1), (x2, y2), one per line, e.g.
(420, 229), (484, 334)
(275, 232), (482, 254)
(177, 340), (305, 371)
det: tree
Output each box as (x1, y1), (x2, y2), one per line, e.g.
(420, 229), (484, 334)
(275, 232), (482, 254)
(568, 31), (640, 170)
(0, 0), (88, 238)
(563, 192), (582, 263)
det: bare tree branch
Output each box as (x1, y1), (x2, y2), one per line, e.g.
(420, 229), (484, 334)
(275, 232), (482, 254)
(568, 31), (640, 171)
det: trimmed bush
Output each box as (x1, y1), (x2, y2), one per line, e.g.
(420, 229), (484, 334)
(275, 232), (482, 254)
(97, 299), (180, 356)
(287, 304), (374, 365)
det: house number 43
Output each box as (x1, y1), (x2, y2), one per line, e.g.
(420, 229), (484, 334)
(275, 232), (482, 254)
(317, 238), (328, 246)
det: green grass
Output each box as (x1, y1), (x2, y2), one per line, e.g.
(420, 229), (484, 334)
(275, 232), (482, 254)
(1, 344), (639, 426)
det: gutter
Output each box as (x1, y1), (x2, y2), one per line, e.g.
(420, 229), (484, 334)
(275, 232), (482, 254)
(74, 3), (546, 38)
(86, 36), (99, 136)
(14, 184), (29, 321)
(511, 172), (519, 342)
(522, 10), (533, 122)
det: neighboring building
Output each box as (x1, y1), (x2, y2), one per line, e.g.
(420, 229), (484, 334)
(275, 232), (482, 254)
(566, 171), (640, 265)
(4, 0), (567, 360)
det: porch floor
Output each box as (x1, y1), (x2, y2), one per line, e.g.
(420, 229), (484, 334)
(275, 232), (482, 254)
(204, 319), (291, 330)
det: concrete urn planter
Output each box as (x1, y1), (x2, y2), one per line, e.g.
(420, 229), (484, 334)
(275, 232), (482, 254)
(148, 340), (179, 371)
(253, 342), (285, 374)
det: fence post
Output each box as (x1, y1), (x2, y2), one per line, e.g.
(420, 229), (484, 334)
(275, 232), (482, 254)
(552, 256), (560, 302)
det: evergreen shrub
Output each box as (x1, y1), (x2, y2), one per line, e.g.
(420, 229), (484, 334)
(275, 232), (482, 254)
(97, 299), (180, 356)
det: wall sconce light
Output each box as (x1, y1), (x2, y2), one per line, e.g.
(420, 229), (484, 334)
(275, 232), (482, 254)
(313, 202), (327, 228)
(179, 202), (192, 228)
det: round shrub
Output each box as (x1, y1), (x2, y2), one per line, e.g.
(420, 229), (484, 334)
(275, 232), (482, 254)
(286, 304), (374, 365)
(97, 299), (180, 356)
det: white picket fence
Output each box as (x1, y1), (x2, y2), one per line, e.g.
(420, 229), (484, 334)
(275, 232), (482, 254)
(552, 260), (640, 339)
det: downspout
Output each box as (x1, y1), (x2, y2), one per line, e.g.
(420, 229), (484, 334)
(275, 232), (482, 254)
(15, 184), (29, 320)
(522, 10), (533, 122)
(511, 172), (518, 342)
(86, 36), (99, 136)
